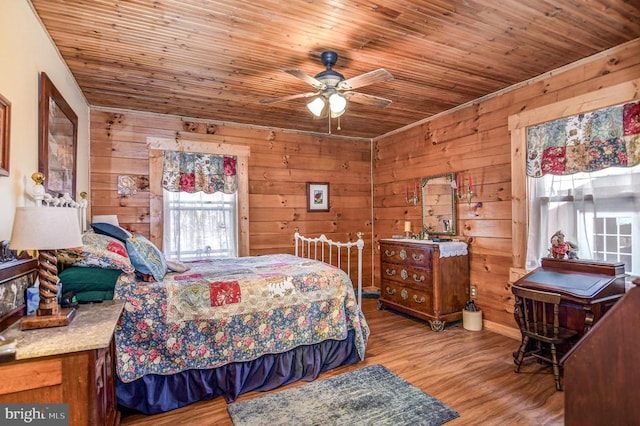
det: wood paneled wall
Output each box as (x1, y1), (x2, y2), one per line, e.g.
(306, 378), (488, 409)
(90, 39), (640, 334)
(89, 112), (374, 286)
(373, 39), (640, 335)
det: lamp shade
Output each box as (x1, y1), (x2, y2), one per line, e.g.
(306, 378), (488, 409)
(92, 214), (120, 226)
(9, 207), (83, 251)
(306, 97), (326, 117)
(328, 93), (346, 114)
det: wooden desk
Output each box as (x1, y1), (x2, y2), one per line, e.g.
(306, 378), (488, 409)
(512, 258), (626, 338)
(563, 286), (640, 425)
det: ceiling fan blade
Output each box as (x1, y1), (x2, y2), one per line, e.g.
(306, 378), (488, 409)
(343, 91), (393, 109)
(283, 69), (326, 90)
(337, 68), (393, 91)
(260, 91), (319, 105)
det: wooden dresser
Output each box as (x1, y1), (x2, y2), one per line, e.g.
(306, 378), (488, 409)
(378, 239), (470, 331)
(0, 301), (124, 426)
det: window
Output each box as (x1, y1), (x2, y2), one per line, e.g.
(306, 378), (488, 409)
(163, 189), (237, 261)
(527, 165), (640, 276)
(148, 138), (250, 256)
(592, 216), (633, 267)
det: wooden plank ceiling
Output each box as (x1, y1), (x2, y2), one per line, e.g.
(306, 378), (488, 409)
(30, 0), (640, 139)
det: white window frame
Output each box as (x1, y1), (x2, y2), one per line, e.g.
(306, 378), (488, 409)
(147, 137), (250, 256)
(585, 210), (638, 274)
(163, 189), (238, 261)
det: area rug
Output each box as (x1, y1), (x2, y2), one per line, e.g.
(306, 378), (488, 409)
(227, 364), (459, 426)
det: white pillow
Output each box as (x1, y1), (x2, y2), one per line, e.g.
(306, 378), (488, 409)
(166, 260), (191, 273)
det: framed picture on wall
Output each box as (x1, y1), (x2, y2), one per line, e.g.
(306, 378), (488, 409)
(0, 92), (10, 177)
(38, 72), (78, 198)
(307, 182), (330, 212)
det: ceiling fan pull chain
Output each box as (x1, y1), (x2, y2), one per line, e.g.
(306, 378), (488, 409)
(337, 116), (341, 131)
(328, 114), (332, 134)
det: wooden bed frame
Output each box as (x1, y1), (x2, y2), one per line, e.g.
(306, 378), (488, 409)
(294, 229), (365, 306)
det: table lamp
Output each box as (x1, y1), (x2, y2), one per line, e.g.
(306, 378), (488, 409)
(9, 206), (83, 330)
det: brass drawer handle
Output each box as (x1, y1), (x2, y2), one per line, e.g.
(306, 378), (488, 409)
(384, 249), (396, 257)
(412, 274), (425, 283)
(412, 253), (425, 262)
(385, 268), (396, 276)
(385, 287), (396, 295)
(413, 295), (426, 303)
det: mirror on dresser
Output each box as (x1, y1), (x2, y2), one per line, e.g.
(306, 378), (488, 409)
(421, 173), (456, 236)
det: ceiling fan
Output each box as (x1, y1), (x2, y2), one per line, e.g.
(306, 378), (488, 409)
(261, 51), (393, 124)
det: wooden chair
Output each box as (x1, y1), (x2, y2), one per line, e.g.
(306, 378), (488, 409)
(512, 285), (579, 391)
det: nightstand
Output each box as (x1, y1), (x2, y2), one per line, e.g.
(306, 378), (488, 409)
(0, 300), (124, 426)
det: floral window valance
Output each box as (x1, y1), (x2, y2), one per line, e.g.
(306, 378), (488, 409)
(526, 101), (640, 177)
(162, 151), (238, 194)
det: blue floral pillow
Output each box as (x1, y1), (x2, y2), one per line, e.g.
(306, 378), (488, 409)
(125, 234), (168, 281)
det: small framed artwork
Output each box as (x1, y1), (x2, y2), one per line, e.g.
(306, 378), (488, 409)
(307, 182), (330, 212)
(0, 92), (10, 176)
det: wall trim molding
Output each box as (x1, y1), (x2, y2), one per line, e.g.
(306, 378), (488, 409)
(93, 106), (372, 143)
(483, 320), (520, 341)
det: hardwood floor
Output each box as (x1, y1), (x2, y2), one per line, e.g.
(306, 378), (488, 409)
(121, 298), (564, 425)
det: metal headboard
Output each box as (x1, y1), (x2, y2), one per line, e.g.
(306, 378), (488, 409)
(294, 229), (365, 307)
(28, 172), (88, 233)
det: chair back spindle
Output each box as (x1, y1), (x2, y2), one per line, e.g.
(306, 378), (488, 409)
(512, 285), (578, 391)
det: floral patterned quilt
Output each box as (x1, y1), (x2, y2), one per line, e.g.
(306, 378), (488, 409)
(113, 254), (369, 383)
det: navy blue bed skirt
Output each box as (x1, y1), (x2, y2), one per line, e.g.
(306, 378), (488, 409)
(116, 330), (360, 415)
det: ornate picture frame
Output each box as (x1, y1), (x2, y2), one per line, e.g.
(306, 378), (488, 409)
(307, 182), (330, 212)
(38, 72), (78, 198)
(0, 92), (10, 177)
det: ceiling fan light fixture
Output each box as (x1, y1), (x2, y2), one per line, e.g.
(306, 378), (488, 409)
(328, 93), (346, 114)
(263, 50), (393, 133)
(330, 109), (345, 119)
(307, 97), (325, 117)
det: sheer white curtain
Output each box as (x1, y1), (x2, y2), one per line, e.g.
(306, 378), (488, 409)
(526, 164), (640, 274)
(163, 190), (237, 261)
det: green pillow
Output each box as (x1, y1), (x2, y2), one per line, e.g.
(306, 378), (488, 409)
(74, 290), (114, 302)
(59, 267), (122, 293)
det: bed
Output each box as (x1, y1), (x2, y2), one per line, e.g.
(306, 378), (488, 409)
(112, 231), (369, 414)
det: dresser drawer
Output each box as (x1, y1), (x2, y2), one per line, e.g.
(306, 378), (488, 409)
(380, 281), (433, 313)
(381, 244), (432, 269)
(0, 359), (63, 396)
(381, 262), (433, 289)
